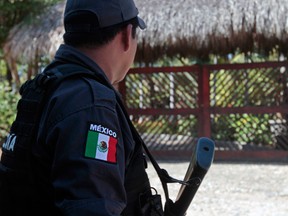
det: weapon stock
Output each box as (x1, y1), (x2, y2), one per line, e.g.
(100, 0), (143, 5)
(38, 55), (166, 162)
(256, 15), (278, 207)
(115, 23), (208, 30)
(164, 137), (215, 216)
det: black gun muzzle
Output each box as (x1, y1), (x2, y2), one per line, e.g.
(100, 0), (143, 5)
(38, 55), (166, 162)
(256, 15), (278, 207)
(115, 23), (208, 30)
(165, 137), (215, 216)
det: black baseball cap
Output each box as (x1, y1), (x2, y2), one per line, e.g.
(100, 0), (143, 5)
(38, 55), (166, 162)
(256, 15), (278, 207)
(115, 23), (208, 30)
(64, 0), (146, 33)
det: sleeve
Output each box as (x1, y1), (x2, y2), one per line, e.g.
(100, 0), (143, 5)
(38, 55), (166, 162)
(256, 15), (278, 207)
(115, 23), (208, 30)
(45, 104), (127, 216)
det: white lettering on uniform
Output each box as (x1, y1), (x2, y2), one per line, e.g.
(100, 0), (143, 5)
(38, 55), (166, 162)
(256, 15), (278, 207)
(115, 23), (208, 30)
(90, 124), (98, 131)
(2, 133), (16, 152)
(89, 124), (117, 138)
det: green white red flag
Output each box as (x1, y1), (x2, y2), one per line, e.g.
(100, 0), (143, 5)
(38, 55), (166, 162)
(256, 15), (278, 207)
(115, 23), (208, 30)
(85, 130), (117, 163)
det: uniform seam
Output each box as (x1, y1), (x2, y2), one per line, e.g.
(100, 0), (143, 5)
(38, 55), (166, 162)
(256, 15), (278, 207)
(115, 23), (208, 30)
(46, 77), (116, 130)
(46, 103), (116, 131)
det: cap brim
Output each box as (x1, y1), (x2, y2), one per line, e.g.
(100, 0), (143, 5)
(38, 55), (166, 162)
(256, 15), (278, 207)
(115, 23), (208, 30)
(137, 17), (146, 30)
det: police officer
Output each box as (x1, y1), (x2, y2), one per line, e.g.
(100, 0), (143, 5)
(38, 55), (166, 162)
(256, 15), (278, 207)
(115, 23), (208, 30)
(0, 0), (154, 215)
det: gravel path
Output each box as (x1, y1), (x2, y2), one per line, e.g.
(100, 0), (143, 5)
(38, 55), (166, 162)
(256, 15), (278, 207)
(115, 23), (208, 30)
(147, 161), (288, 216)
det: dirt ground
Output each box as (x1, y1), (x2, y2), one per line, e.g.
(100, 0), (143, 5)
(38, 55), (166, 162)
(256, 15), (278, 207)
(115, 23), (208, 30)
(147, 161), (288, 216)
(1, 148), (287, 215)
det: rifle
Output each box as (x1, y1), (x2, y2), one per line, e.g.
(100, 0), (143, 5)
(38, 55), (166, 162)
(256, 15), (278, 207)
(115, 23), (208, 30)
(164, 137), (215, 216)
(143, 137), (215, 216)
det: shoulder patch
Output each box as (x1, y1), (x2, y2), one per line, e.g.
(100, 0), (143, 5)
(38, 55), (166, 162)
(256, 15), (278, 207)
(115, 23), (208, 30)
(84, 123), (117, 163)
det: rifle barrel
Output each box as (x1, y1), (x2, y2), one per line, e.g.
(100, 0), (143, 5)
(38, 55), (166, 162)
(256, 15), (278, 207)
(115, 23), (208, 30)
(167, 137), (215, 216)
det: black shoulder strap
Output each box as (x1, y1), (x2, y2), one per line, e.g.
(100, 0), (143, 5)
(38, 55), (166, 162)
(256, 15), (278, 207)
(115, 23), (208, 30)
(117, 101), (200, 203)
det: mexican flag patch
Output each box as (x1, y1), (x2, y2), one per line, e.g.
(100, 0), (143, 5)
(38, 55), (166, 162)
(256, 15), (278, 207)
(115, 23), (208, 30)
(85, 123), (118, 163)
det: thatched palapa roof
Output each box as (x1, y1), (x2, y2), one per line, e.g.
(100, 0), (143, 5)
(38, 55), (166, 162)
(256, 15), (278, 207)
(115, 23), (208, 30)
(3, 2), (64, 64)
(3, 0), (288, 66)
(135, 0), (288, 62)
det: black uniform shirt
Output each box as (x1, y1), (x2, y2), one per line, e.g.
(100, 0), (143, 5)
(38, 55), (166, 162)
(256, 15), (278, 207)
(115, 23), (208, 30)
(34, 44), (150, 215)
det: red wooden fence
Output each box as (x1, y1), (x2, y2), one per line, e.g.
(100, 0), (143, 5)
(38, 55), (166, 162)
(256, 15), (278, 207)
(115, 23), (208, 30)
(119, 61), (288, 162)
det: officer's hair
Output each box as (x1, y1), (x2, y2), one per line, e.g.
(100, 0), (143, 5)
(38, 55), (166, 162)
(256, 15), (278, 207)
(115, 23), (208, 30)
(63, 12), (138, 48)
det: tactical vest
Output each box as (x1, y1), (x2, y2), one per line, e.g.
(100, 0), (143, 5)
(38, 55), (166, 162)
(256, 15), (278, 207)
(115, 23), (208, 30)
(0, 64), (163, 216)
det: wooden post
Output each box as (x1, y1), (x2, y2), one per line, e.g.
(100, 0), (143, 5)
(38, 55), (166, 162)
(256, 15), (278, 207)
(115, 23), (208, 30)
(198, 65), (211, 138)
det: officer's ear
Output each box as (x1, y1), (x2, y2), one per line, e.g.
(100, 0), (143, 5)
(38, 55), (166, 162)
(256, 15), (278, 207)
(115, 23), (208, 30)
(121, 24), (133, 52)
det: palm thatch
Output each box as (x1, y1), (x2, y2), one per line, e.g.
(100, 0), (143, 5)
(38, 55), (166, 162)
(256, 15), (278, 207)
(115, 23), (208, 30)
(3, 2), (64, 84)
(135, 0), (288, 62)
(3, 0), (288, 73)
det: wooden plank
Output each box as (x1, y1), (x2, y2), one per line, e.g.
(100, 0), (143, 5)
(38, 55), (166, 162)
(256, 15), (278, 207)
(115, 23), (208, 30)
(127, 108), (200, 115)
(149, 150), (288, 163)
